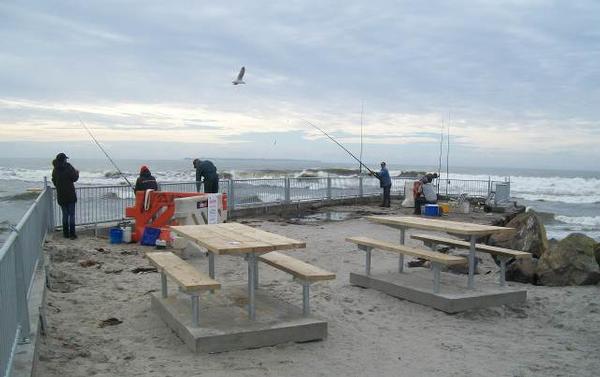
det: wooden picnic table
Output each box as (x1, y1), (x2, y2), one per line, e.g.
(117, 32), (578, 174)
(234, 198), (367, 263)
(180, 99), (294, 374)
(170, 223), (306, 319)
(367, 216), (514, 288)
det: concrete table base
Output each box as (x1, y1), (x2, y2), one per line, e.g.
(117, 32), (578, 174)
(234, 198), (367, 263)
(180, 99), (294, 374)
(150, 287), (327, 353)
(350, 269), (526, 313)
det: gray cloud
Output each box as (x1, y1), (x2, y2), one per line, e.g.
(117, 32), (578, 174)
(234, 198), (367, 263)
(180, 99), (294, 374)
(0, 1), (599, 169)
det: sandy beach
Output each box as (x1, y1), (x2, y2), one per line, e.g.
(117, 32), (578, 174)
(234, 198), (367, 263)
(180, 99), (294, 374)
(37, 205), (600, 377)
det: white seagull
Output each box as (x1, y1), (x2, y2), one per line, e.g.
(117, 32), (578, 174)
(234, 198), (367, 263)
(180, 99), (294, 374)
(232, 66), (246, 85)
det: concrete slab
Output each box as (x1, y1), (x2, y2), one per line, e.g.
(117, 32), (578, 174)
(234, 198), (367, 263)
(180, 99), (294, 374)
(350, 268), (526, 313)
(151, 287), (328, 353)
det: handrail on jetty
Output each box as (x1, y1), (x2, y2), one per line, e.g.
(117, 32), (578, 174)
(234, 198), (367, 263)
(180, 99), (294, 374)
(49, 176), (509, 228)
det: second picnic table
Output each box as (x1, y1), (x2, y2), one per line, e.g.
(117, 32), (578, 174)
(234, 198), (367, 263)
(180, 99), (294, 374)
(170, 223), (306, 320)
(366, 216), (514, 288)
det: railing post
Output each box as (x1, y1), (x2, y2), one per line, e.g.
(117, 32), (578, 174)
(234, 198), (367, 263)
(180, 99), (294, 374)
(14, 237), (32, 344)
(284, 177), (291, 204)
(44, 176), (55, 231)
(359, 176), (364, 198)
(487, 176), (492, 197)
(228, 179), (235, 212)
(326, 176), (332, 200)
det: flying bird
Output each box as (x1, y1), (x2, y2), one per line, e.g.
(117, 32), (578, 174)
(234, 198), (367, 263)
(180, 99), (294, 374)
(232, 66), (246, 85)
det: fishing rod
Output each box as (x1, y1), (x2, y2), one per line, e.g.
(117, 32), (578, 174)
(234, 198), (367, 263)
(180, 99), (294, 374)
(301, 119), (377, 176)
(79, 119), (134, 189)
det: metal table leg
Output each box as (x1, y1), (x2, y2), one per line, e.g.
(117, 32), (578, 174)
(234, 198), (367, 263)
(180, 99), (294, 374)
(191, 295), (200, 327)
(499, 257), (507, 287)
(208, 252), (215, 293)
(468, 235), (476, 289)
(302, 281), (310, 316)
(161, 272), (168, 298)
(399, 227), (405, 272)
(247, 252), (257, 320)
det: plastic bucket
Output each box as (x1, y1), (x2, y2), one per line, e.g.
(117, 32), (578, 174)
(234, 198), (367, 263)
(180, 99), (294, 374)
(122, 227), (132, 243)
(109, 228), (123, 244)
(439, 203), (450, 214)
(141, 227), (161, 246)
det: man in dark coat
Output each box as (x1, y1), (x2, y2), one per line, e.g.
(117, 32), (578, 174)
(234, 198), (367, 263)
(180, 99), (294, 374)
(371, 161), (392, 207)
(134, 165), (159, 192)
(193, 159), (219, 193)
(51, 153), (79, 239)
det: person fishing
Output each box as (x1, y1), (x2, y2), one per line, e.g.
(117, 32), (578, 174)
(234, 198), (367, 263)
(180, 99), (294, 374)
(134, 165), (159, 192)
(370, 162), (392, 207)
(193, 159), (219, 193)
(51, 153), (79, 239)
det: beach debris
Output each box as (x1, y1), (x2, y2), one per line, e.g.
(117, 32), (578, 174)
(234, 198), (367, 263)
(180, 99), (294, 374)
(47, 268), (80, 293)
(144, 289), (158, 295)
(46, 245), (82, 263)
(131, 266), (158, 274)
(98, 317), (123, 328)
(95, 247), (110, 253)
(407, 259), (428, 268)
(121, 249), (138, 256)
(79, 259), (98, 268)
(103, 266), (123, 274)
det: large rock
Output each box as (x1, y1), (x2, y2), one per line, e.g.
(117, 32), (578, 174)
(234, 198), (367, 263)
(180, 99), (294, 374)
(488, 211), (549, 258)
(505, 257), (539, 284)
(537, 233), (600, 286)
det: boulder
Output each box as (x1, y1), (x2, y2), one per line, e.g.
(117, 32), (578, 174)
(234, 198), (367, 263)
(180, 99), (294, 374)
(537, 233), (600, 286)
(505, 258), (539, 284)
(488, 211), (549, 258)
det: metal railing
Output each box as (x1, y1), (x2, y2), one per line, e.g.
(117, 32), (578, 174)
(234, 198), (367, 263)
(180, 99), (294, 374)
(50, 176), (509, 227)
(1, 186), (53, 377)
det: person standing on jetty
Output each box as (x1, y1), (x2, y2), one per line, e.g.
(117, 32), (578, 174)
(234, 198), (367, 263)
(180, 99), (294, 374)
(371, 161), (392, 207)
(134, 165), (159, 192)
(193, 159), (219, 193)
(51, 153), (79, 239)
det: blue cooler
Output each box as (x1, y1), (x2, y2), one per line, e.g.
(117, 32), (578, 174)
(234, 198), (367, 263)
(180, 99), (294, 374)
(141, 227), (161, 246)
(424, 204), (440, 216)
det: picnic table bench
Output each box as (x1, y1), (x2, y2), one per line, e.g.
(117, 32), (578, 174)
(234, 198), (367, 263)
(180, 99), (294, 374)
(259, 251), (335, 315)
(410, 233), (531, 286)
(347, 236), (466, 293)
(146, 251), (220, 327)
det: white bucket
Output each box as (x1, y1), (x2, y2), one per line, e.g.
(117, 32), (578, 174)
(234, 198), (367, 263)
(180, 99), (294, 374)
(122, 226), (132, 243)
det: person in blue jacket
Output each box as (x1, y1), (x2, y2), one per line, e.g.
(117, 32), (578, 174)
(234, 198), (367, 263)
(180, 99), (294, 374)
(371, 161), (392, 207)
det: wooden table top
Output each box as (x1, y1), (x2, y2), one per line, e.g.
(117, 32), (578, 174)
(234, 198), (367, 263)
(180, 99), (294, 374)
(170, 223), (306, 255)
(367, 216), (514, 236)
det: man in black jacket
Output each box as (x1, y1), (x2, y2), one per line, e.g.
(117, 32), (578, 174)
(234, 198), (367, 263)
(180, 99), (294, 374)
(51, 153), (79, 239)
(134, 165), (159, 192)
(193, 159), (219, 193)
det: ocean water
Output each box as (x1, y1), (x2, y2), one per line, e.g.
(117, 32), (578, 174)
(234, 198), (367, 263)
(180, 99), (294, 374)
(1, 158), (599, 243)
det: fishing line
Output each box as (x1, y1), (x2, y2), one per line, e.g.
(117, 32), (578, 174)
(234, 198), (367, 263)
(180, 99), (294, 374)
(301, 119), (377, 176)
(79, 119), (134, 189)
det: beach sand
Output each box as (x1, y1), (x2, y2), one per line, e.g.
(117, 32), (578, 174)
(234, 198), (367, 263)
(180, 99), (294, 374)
(37, 205), (600, 377)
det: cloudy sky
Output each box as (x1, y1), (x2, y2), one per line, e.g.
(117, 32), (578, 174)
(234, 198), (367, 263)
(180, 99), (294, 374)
(1, 0), (599, 170)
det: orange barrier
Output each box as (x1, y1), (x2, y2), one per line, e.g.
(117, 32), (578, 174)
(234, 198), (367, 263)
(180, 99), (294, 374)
(125, 191), (227, 242)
